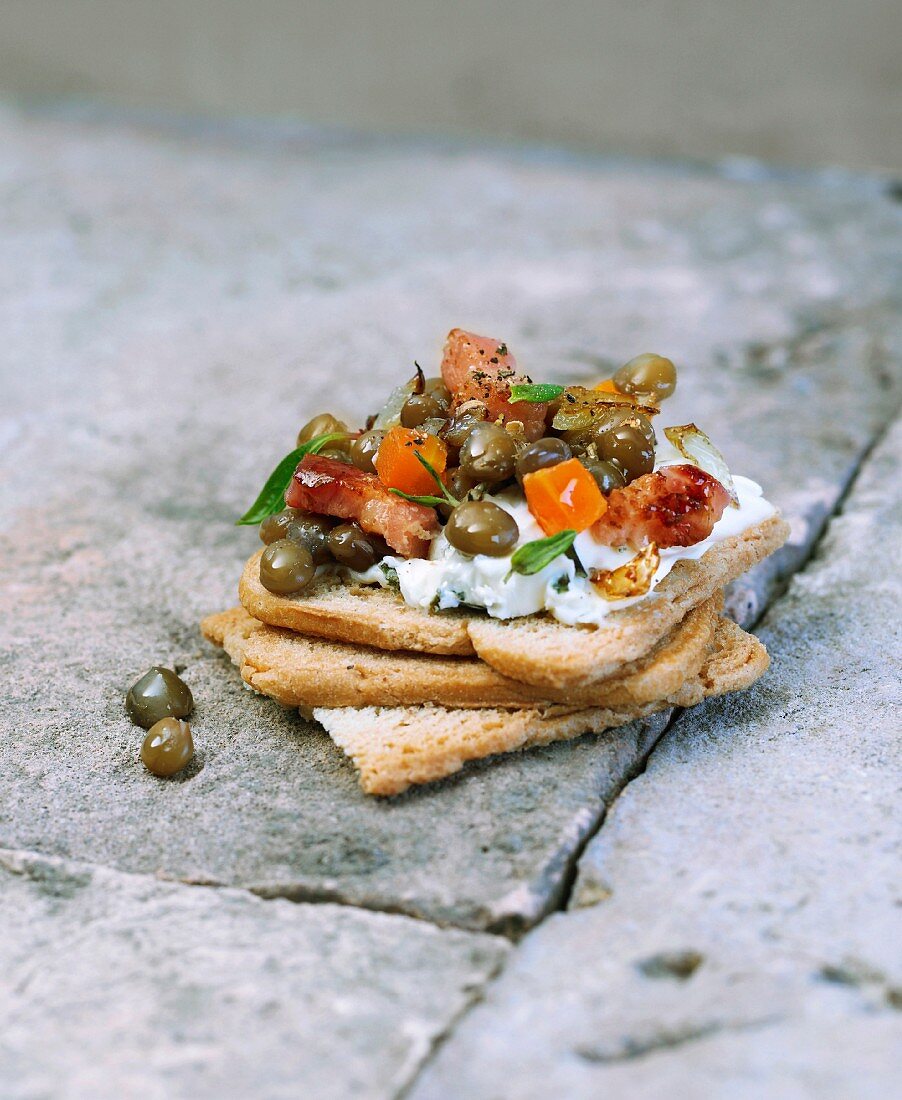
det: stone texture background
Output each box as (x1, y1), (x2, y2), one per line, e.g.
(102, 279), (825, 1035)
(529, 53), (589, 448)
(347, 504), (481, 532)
(0, 103), (899, 1096)
(1, 2), (900, 172)
(413, 421), (902, 1100)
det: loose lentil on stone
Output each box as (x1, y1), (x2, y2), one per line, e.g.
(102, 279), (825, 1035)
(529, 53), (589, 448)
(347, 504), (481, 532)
(125, 667), (193, 729)
(140, 718), (194, 777)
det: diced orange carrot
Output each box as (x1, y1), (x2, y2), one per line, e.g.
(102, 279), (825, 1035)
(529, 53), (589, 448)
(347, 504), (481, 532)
(594, 378), (620, 394)
(374, 426), (448, 496)
(523, 458), (607, 535)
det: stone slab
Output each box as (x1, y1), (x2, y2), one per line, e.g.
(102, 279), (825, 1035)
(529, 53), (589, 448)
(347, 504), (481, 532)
(409, 420), (902, 1097)
(0, 104), (900, 931)
(0, 847), (507, 1100)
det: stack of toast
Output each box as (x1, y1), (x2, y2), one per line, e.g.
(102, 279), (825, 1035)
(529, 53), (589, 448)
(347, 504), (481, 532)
(201, 511), (788, 796)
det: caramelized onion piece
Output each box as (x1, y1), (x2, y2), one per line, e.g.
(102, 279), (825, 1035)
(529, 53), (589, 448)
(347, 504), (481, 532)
(664, 423), (739, 507)
(589, 542), (660, 600)
(373, 380), (417, 429)
(552, 386), (658, 432)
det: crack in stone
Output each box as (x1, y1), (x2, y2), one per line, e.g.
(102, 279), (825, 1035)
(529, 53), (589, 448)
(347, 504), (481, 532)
(552, 406), (901, 918)
(763, 408), (899, 589)
(573, 1014), (783, 1064)
(2, 847), (517, 947)
(391, 953), (511, 1100)
(160, 871), (509, 940)
(547, 709), (678, 915)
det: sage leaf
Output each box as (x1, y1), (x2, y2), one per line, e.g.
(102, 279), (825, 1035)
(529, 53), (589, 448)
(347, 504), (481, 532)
(508, 383), (564, 403)
(236, 432), (346, 526)
(506, 529), (577, 580)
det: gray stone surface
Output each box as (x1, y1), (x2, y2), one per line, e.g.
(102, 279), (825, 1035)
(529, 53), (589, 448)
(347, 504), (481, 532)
(0, 847), (507, 1099)
(409, 421), (902, 1097)
(0, 102), (900, 936)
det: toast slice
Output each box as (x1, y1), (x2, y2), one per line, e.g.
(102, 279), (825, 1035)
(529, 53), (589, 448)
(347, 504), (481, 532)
(239, 561), (474, 655)
(314, 618), (768, 795)
(201, 598), (718, 710)
(239, 513), (788, 687)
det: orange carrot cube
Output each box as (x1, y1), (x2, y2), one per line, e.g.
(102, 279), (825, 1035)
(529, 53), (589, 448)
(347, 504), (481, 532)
(374, 427), (448, 496)
(523, 458), (607, 535)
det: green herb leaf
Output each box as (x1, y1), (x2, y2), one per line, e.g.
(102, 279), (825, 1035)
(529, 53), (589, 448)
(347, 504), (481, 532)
(236, 432), (347, 526)
(379, 447), (461, 511)
(388, 489), (449, 508)
(568, 547), (588, 577)
(379, 562), (401, 591)
(506, 529), (577, 580)
(413, 451), (460, 506)
(509, 383), (564, 403)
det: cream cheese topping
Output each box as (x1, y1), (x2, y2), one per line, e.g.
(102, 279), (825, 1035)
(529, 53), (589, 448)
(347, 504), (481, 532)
(349, 447), (775, 625)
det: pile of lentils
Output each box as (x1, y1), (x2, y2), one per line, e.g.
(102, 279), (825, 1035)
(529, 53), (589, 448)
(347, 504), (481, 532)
(258, 353), (677, 596)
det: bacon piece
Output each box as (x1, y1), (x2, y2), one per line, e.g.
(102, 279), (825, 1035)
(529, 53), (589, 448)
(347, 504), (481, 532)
(440, 328), (547, 441)
(286, 454), (441, 558)
(590, 464), (731, 550)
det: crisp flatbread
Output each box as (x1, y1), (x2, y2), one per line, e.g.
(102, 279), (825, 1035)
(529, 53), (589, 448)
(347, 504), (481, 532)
(239, 513), (788, 687)
(201, 598), (718, 710)
(314, 618), (768, 795)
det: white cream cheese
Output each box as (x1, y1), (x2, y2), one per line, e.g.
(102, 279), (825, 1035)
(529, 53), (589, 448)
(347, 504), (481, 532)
(348, 449), (776, 625)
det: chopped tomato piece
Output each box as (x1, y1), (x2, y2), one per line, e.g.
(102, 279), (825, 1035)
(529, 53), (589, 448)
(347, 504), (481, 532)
(286, 454), (440, 558)
(374, 426), (448, 497)
(440, 329), (548, 441)
(523, 458), (607, 536)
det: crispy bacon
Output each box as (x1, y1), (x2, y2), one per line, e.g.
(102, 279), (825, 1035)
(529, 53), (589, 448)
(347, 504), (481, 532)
(286, 454), (441, 558)
(590, 464), (731, 550)
(440, 328), (547, 441)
